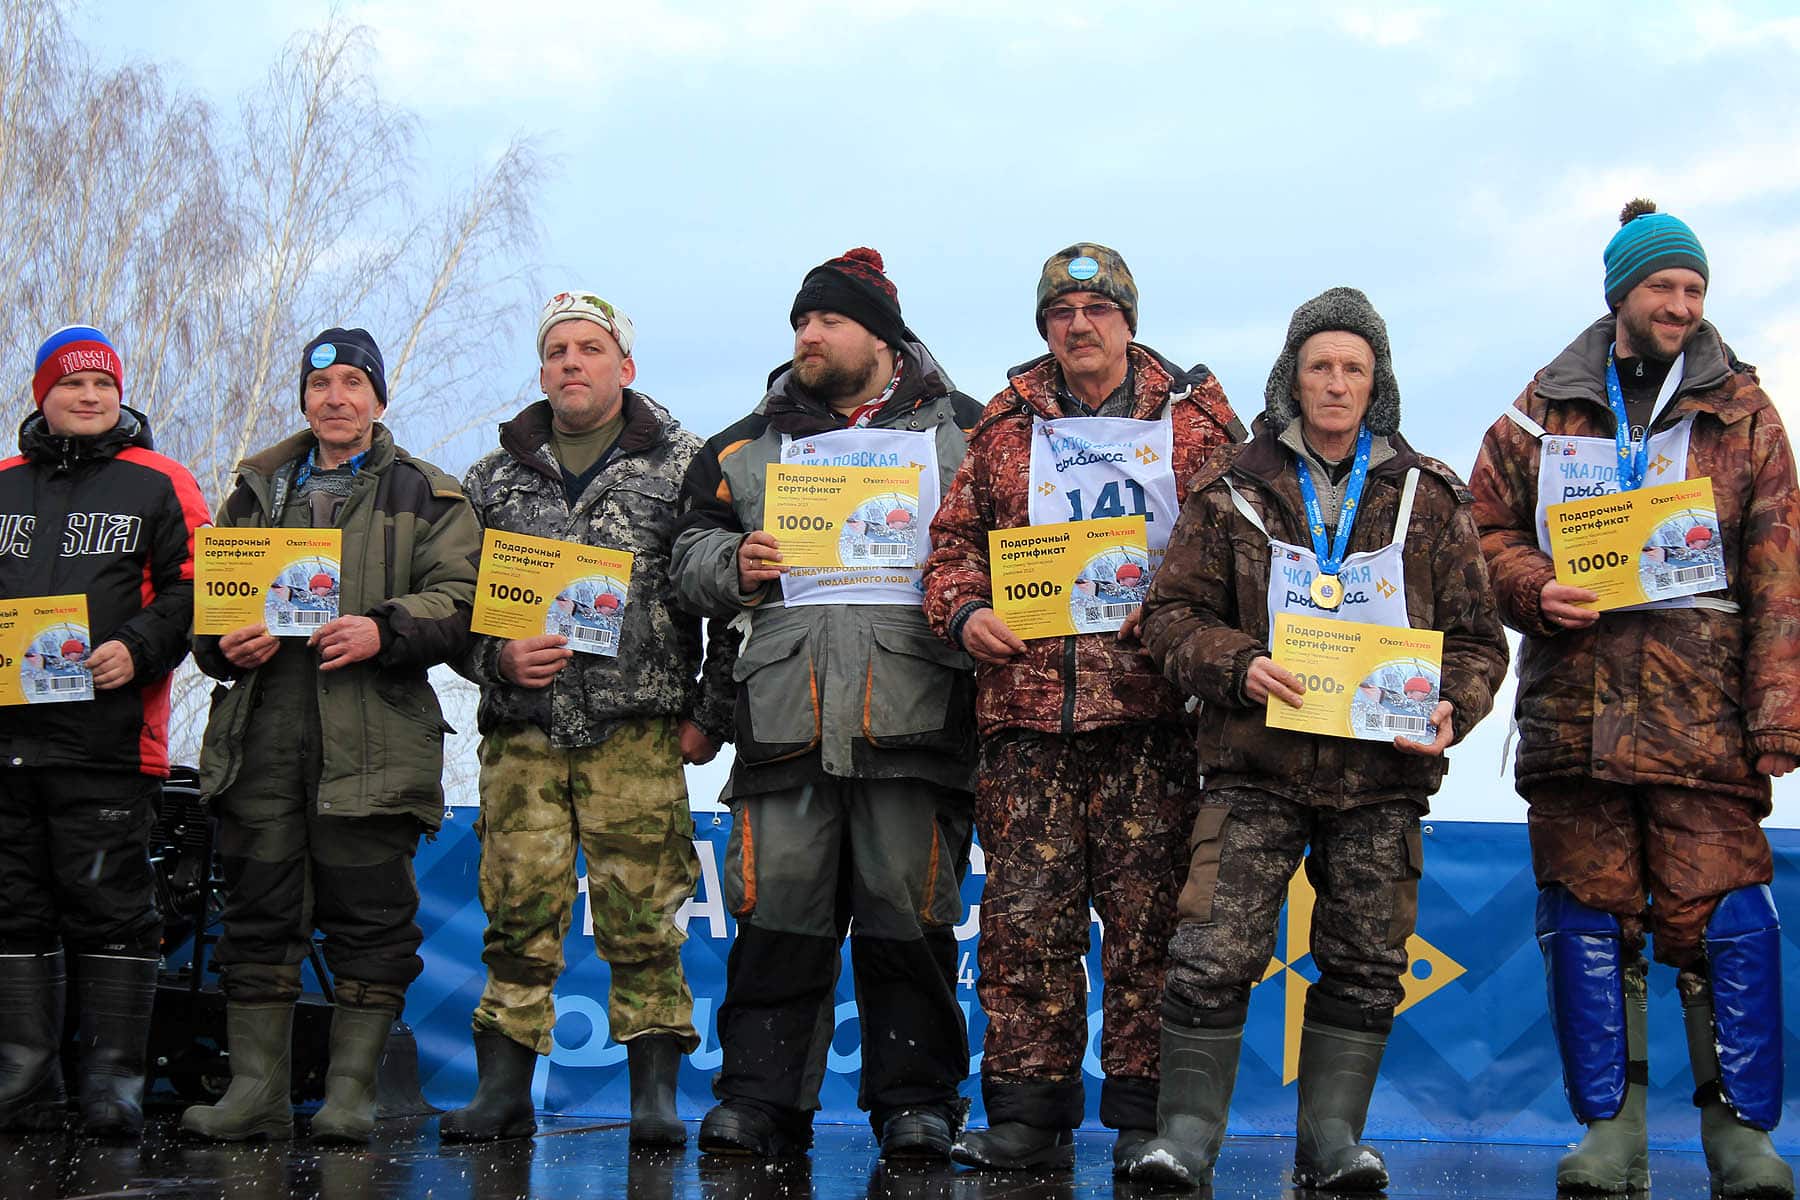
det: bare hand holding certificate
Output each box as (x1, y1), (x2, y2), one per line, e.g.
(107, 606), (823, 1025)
(0, 594), (94, 705)
(1546, 477), (1726, 611)
(764, 463), (925, 568)
(196, 528), (342, 637)
(989, 516), (1150, 638)
(470, 529), (633, 658)
(1267, 613), (1443, 746)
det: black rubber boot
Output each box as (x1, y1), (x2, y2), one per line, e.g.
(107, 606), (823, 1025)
(73, 954), (159, 1139)
(1127, 1021), (1243, 1190)
(1684, 990), (1794, 1200)
(1112, 1129), (1154, 1176)
(1292, 1020), (1390, 1192)
(438, 1030), (539, 1143)
(0, 950), (67, 1132)
(951, 1121), (1074, 1171)
(881, 1108), (953, 1161)
(1557, 961), (1649, 1195)
(698, 1099), (811, 1158)
(180, 1001), (296, 1141)
(626, 1033), (687, 1146)
(310, 1004), (394, 1145)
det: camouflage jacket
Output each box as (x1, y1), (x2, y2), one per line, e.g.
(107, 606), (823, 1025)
(922, 343), (1243, 736)
(195, 424), (479, 827)
(671, 341), (985, 798)
(1471, 316), (1800, 801)
(458, 393), (735, 748)
(1140, 426), (1508, 808)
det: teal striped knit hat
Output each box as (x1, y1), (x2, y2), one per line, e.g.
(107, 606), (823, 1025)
(1603, 199), (1707, 309)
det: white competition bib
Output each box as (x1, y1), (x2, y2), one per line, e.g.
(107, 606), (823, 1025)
(777, 428), (939, 606)
(1508, 409), (1728, 613)
(1227, 469), (1419, 634)
(1027, 413), (1180, 580)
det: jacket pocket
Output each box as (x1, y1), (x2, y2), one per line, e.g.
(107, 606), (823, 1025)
(1386, 821), (1424, 949)
(861, 625), (975, 753)
(1177, 805), (1231, 924)
(732, 626), (820, 764)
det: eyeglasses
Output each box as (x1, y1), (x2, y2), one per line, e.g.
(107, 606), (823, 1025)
(1043, 301), (1121, 326)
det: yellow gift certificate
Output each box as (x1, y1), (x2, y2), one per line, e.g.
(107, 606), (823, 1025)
(1546, 477), (1726, 611)
(764, 464), (925, 569)
(1267, 614), (1443, 746)
(196, 528), (342, 637)
(471, 529), (634, 658)
(989, 517), (1149, 638)
(0, 594), (94, 705)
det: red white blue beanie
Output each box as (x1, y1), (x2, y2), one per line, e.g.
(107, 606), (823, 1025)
(33, 325), (122, 408)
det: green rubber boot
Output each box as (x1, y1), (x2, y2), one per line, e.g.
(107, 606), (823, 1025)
(311, 1004), (394, 1145)
(180, 1001), (295, 1142)
(1126, 1019), (1243, 1190)
(1293, 1020), (1390, 1192)
(1557, 960), (1649, 1195)
(1683, 985), (1794, 1200)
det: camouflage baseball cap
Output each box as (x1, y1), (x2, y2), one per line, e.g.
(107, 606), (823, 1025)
(1035, 243), (1138, 336)
(537, 290), (636, 360)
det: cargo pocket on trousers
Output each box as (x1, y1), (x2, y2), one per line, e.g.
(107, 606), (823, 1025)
(732, 626), (821, 764)
(1176, 806), (1231, 924)
(1386, 822), (1424, 949)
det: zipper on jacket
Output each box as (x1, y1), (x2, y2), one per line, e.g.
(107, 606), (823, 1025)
(1060, 635), (1077, 734)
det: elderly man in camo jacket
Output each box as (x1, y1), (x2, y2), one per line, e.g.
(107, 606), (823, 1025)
(442, 291), (735, 1147)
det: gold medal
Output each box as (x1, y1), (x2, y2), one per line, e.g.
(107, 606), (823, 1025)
(1311, 574), (1343, 610)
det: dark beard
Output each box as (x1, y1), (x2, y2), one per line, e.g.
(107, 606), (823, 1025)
(1618, 308), (1694, 364)
(794, 350), (879, 402)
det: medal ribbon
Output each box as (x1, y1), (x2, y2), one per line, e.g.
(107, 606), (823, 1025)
(1604, 344), (1685, 492)
(1293, 424), (1372, 579)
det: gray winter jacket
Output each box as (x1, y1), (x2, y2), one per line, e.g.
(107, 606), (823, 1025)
(458, 392), (734, 748)
(672, 343), (985, 798)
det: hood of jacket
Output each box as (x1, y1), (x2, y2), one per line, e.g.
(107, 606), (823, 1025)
(758, 336), (959, 436)
(493, 389), (677, 483)
(1531, 314), (1758, 423)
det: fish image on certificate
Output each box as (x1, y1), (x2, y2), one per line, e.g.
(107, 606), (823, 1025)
(3, 596), (95, 705)
(839, 492), (920, 567)
(265, 555), (342, 636)
(1637, 506), (1724, 602)
(1349, 656), (1440, 746)
(1070, 543), (1151, 634)
(546, 573), (628, 658)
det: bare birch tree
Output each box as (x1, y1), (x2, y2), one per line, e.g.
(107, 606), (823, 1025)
(0, 0), (543, 769)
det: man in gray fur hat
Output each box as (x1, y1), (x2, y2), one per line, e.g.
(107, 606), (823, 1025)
(1127, 287), (1508, 1193)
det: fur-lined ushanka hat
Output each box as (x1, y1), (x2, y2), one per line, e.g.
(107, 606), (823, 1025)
(1262, 286), (1400, 436)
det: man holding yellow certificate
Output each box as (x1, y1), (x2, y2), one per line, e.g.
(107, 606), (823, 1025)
(924, 244), (1242, 1172)
(0, 325), (208, 1138)
(1130, 288), (1506, 1193)
(1471, 201), (1800, 1197)
(184, 327), (479, 1146)
(444, 291), (734, 1147)
(674, 248), (983, 1160)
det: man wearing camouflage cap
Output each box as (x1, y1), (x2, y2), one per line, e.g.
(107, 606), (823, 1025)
(1473, 202), (1798, 1197)
(442, 292), (736, 1146)
(924, 243), (1243, 1171)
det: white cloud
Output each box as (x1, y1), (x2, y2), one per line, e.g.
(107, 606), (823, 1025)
(1335, 5), (1442, 48)
(1747, 308), (1800, 432)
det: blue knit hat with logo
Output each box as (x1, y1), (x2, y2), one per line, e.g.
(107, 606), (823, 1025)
(1603, 199), (1708, 309)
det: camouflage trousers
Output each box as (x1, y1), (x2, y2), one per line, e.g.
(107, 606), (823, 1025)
(1167, 787), (1424, 1029)
(472, 717), (700, 1054)
(975, 724), (1197, 1126)
(1527, 778), (1773, 968)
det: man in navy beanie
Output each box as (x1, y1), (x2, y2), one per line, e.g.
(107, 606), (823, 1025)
(1472, 202), (1798, 1197)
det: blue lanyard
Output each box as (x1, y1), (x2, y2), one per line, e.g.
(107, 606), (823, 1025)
(1604, 347), (1650, 492)
(1293, 425), (1372, 576)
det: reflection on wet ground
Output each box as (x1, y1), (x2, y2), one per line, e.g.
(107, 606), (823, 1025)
(0, 1115), (1719, 1198)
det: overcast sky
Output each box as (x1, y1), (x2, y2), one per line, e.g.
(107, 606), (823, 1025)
(78, 1), (1800, 822)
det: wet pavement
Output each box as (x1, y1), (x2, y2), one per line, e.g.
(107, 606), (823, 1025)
(0, 1114), (1720, 1198)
